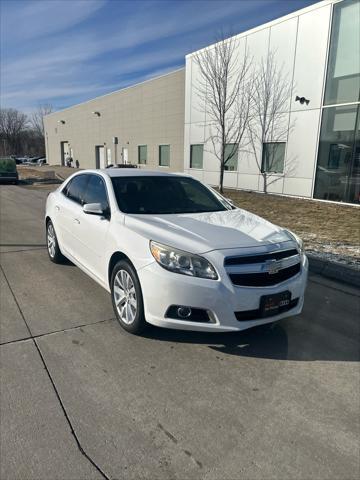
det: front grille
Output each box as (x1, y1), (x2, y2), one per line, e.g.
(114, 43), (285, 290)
(235, 298), (299, 321)
(225, 249), (298, 266)
(229, 263), (301, 287)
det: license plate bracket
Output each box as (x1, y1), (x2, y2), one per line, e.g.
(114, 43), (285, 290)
(260, 291), (291, 317)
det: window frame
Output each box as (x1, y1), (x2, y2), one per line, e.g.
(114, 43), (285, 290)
(158, 144), (170, 167)
(261, 142), (286, 175)
(224, 143), (239, 171)
(190, 144), (204, 170)
(138, 145), (147, 165)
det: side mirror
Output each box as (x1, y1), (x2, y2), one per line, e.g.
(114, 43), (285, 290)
(83, 203), (103, 215)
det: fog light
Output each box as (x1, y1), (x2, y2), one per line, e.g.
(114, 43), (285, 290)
(177, 306), (192, 318)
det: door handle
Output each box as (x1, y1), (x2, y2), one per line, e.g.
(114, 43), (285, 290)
(55, 205), (60, 211)
(73, 218), (80, 224)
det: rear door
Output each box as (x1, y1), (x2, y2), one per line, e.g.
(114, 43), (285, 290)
(57, 174), (89, 259)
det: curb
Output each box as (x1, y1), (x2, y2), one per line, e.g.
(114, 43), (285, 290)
(55, 173), (66, 181)
(308, 254), (360, 288)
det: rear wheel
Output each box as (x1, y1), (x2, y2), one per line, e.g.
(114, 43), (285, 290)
(111, 260), (146, 334)
(46, 220), (65, 263)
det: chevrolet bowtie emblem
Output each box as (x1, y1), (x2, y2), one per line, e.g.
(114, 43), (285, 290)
(266, 259), (281, 275)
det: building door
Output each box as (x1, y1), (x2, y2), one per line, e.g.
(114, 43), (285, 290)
(122, 147), (128, 164)
(60, 141), (69, 166)
(95, 146), (105, 169)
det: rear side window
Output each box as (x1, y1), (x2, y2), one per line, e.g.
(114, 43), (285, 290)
(63, 175), (89, 205)
(83, 175), (109, 209)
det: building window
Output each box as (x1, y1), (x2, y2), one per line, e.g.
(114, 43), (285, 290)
(138, 145), (147, 164)
(190, 144), (203, 169)
(159, 145), (170, 166)
(314, 105), (360, 204)
(224, 143), (238, 171)
(324, 0), (360, 105)
(261, 142), (286, 174)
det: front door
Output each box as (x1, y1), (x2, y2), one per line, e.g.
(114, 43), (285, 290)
(60, 141), (69, 166)
(75, 174), (110, 281)
(95, 146), (105, 169)
(122, 147), (128, 164)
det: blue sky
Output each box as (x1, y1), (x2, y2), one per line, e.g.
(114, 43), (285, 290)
(1, 0), (317, 114)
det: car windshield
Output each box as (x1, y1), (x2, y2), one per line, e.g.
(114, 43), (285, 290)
(111, 176), (229, 214)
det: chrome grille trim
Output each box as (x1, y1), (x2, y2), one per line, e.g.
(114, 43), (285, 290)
(224, 248), (302, 287)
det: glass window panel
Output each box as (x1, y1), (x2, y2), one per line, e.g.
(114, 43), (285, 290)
(261, 143), (286, 173)
(314, 105), (360, 204)
(324, 0), (360, 105)
(224, 143), (238, 171)
(138, 145), (147, 164)
(84, 175), (109, 209)
(159, 145), (170, 166)
(190, 144), (203, 169)
(65, 174), (89, 204)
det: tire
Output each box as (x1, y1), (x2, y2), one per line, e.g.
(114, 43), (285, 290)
(111, 260), (146, 334)
(46, 220), (65, 263)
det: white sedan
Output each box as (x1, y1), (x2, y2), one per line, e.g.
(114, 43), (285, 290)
(45, 169), (308, 334)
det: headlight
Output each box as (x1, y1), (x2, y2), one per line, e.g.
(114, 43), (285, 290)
(150, 241), (218, 280)
(286, 230), (304, 254)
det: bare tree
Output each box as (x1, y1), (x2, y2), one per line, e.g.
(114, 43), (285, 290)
(30, 104), (53, 138)
(248, 51), (294, 193)
(0, 108), (28, 155)
(194, 34), (253, 193)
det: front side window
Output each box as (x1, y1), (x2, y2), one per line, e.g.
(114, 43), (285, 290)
(64, 175), (89, 204)
(224, 143), (238, 171)
(324, 0), (360, 105)
(190, 144), (204, 169)
(138, 145), (147, 165)
(83, 175), (109, 210)
(261, 142), (286, 174)
(159, 145), (170, 167)
(111, 176), (229, 214)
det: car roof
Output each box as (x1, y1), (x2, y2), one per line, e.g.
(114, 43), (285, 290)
(81, 168), (188, 178)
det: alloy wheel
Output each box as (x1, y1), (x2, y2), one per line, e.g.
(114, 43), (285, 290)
(113, 269), (137, 324)
(47, 223), (56, 258)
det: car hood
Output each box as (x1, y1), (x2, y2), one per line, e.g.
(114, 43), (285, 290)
(125, 208), (293, 254)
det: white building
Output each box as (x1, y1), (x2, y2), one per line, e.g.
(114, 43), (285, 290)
(184, 0), (359, 204)
(46, 0), (359, 204)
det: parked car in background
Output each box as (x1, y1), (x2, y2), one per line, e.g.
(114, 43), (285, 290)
(37, 158), (47, 165)
(45, 169), (308, 335)
(0, 158), (19, 184)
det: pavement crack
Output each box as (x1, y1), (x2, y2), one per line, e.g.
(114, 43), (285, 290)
(0, 318), (115, 347)
(0, 264), (111, 480)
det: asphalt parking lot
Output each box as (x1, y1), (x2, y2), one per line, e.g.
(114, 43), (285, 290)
(1, 184), (359, 480)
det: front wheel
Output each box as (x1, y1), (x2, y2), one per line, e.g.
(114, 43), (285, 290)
(111, 260), (146, 334)
(46, 220), (65, 263)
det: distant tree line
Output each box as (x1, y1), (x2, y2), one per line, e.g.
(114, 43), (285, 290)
(0, 105), (52, 157)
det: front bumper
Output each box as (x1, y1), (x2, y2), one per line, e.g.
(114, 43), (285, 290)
(138, 253), (308, 332)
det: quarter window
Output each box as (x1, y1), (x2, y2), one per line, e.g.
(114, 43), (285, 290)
(190, 144), (204, 169)
(261, 143), (286, 174)
(138, 145), (147, 164)
(159, 145), (170, 167)
(64, 175), (89, 204)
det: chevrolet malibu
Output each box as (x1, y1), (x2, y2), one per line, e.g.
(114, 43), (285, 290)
(45, 169), (308, 334)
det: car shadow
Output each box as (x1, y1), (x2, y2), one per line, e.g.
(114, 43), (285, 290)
(142, 316), (359, 363)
